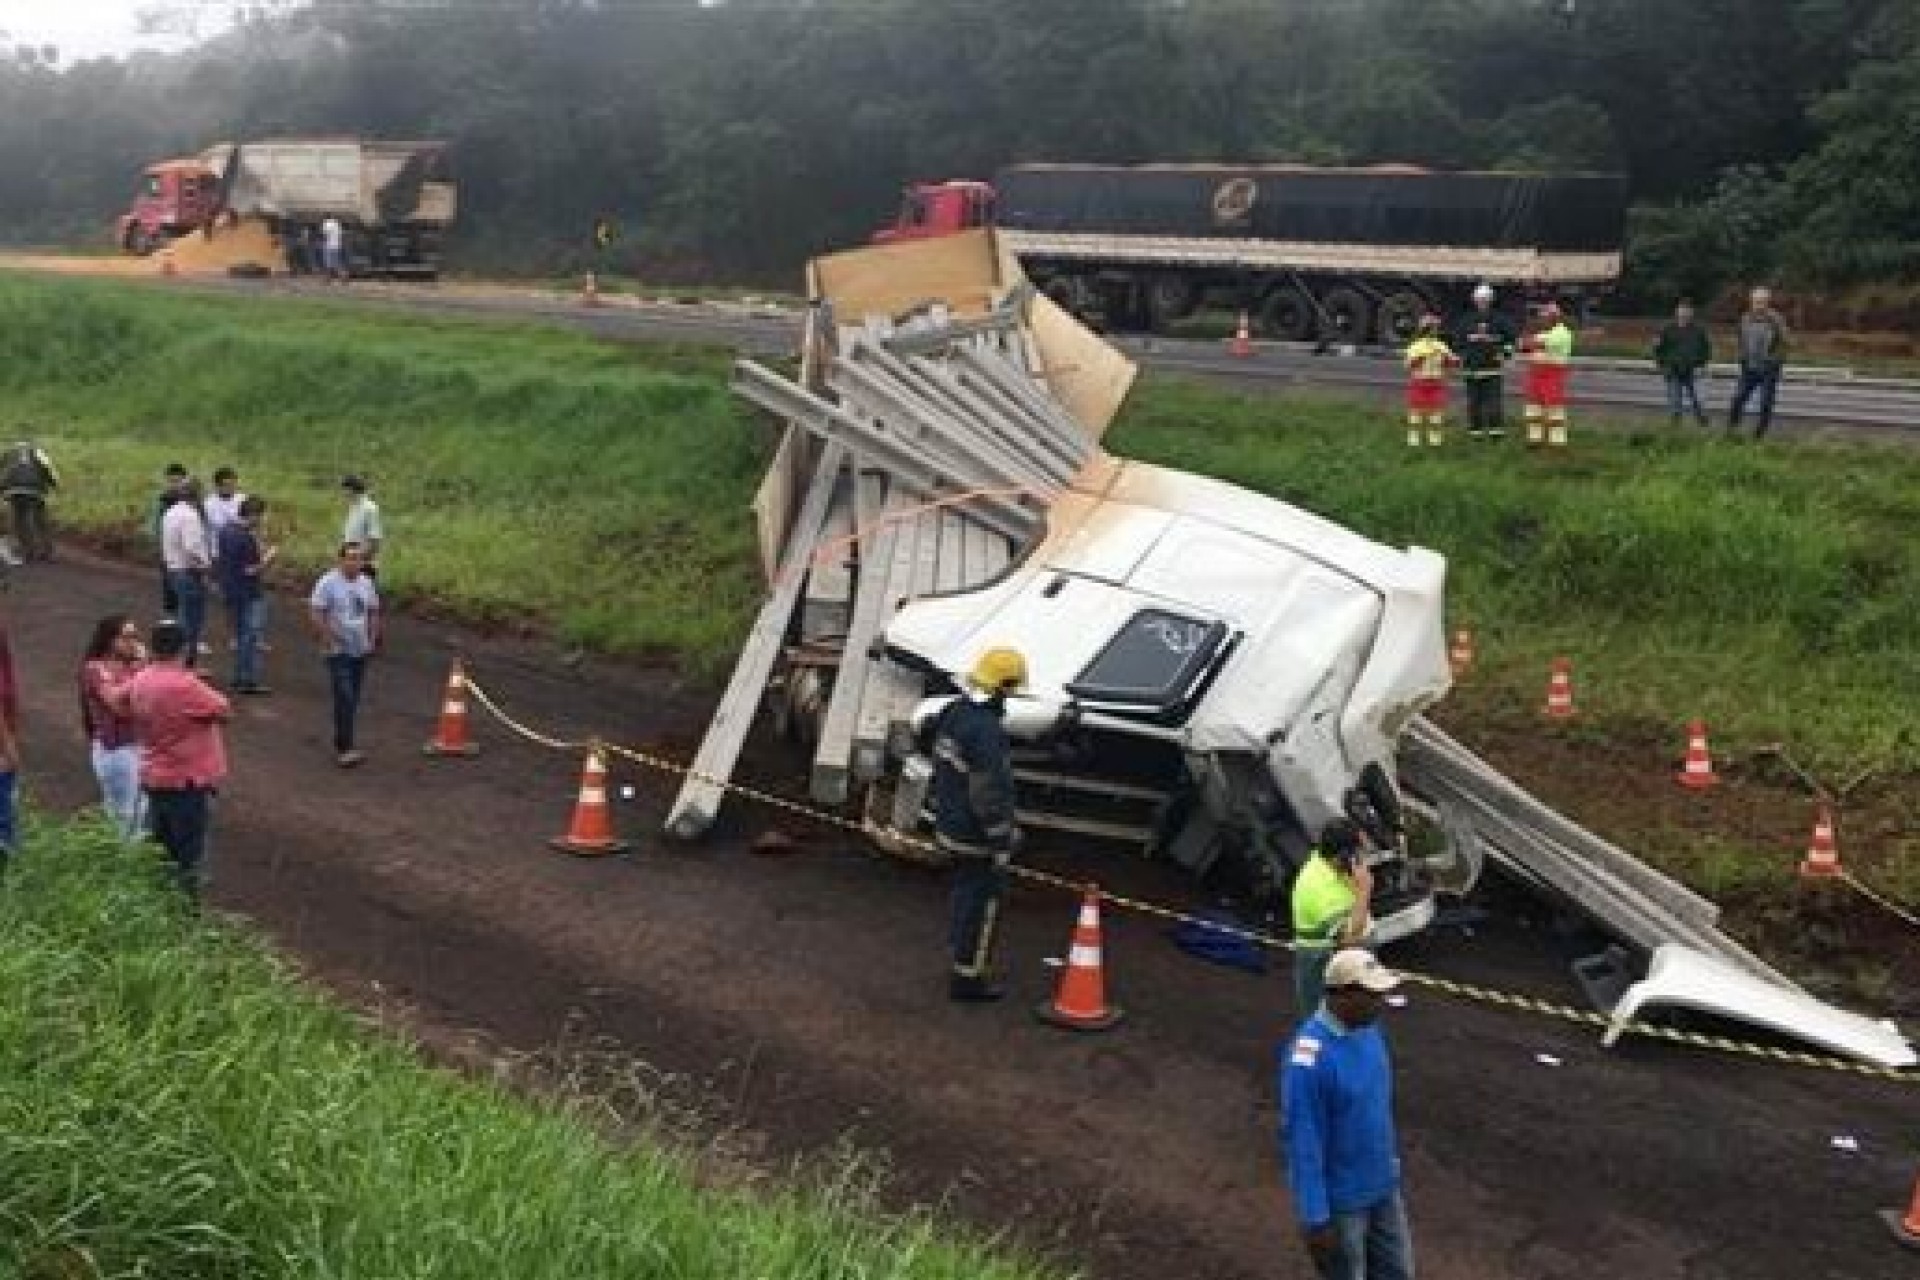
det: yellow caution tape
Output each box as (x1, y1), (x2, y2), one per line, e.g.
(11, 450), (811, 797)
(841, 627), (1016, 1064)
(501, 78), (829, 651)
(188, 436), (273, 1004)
(459, 670), (1918, 1086)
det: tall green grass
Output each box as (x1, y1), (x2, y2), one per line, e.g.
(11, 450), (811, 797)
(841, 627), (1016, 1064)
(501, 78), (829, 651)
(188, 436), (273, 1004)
(0, 819), (1064, 1279)
(0, 273), (768, 666)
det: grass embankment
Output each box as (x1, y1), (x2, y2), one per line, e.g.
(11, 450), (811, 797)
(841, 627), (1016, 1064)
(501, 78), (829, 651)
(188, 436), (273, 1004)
(0, 819), (1061, 1279)
(0, 272), (768, 667)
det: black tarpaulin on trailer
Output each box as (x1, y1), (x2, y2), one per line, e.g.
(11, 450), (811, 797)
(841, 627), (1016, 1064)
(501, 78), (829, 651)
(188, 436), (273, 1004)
(994, 165), (1626, 252)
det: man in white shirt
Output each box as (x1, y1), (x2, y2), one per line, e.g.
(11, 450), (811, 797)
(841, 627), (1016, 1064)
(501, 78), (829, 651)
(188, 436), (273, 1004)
(204, 466), (246, 538)
(340, 474), (384, 579)
(160, 478), (214, 666)
(320, 216), (346, 282)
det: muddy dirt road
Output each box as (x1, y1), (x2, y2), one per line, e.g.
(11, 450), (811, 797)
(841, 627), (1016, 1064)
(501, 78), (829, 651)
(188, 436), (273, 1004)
(8, 551), (1914, 1279)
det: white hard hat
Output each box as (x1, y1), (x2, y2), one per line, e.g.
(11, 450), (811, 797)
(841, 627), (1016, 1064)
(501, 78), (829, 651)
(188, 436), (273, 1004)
(1472, 283), (1495, 304)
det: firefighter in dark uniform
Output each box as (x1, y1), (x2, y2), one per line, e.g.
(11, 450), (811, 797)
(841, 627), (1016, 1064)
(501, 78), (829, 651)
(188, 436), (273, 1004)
(1, 439), (59, 563)
(930, 646), (1028, 1002)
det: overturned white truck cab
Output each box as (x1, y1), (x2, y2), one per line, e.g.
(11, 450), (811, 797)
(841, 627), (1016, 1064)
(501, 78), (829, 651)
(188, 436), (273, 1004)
(881, 456), (1453, 939)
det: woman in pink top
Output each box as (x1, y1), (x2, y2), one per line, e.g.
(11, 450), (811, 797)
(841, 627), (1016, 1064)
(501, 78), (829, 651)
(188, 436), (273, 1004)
(78, 614), (147, 839)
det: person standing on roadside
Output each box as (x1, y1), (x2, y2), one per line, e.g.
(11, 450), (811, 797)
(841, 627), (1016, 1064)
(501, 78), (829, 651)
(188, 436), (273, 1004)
(0, 613), (19, 867)
(1454, 284), (1515, 440)
(1401, 315), (1459, 449)
(204, 466), (246, 541)
(151, 463), (190, 614)
(161, 477), (213, 665)
(309, 542), (381, 768)
(115, 619), (229, 901)
(1280, 949), (1416, 1280)
(216, 497), (277, 695)
(340, 475), (384, 580)
(1654, 300), (1713, 427)
(1, 437), (60, 562)
(78, 614), (148, 839)
(1521, 302), (1575, 448)
(320, 215), (347, 282)
(1290, 819), (1375, 1014)
(1728, 286), (1790, 439)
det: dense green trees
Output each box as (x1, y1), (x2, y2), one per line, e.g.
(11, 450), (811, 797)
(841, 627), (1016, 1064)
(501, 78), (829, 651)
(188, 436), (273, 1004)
(1, 0), (1914, 297)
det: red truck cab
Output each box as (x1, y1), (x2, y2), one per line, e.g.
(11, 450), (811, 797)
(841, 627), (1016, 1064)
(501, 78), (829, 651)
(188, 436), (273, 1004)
(117, 159), (222, 255)
(874, 180), (995, 243)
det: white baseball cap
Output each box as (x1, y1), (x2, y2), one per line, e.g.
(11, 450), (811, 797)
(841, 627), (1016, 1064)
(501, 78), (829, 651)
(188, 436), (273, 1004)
(1325, 949), (1401, 993)
(1472, 283), (1495, 303)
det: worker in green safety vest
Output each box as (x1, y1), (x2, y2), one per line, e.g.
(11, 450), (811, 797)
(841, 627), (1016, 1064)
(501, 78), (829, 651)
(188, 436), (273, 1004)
(1290, 819), (1375, 1013)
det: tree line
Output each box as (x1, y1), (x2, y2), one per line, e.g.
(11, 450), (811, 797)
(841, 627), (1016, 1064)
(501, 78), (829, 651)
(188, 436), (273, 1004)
(1, 0), (1915, 308)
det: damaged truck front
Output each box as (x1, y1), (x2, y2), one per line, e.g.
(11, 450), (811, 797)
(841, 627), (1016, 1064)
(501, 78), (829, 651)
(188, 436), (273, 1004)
(877, 458), (1455, 939)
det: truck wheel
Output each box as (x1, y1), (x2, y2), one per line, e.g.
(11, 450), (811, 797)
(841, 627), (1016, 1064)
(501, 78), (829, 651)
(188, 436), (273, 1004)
(1317, 287), (1373, 345)
(123, 225), (156, 257)
(1377, 290), (1431, 346)
(1258, 287), (1316, 342)
(1145, 276), (1199, 329)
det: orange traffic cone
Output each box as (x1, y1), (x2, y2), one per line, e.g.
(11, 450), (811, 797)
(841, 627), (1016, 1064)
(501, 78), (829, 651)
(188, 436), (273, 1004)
(1675, 719), (1718, 790)
(1542, 656), (1577, 719)
(1036, 887), (1124, 1032)
(1881, 1168), (1920, 1249)
(1229, 311), (1253, 358)
(1798, 804), (1841, 879)
(1449, 629), (1475, 679)
(581, 271), (601, 307)
(422, 658), (480, 758)
(550, 745), (629, 857)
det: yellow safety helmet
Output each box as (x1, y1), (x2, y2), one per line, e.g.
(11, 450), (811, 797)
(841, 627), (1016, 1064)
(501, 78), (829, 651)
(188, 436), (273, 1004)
(968, 646), (1029, 694)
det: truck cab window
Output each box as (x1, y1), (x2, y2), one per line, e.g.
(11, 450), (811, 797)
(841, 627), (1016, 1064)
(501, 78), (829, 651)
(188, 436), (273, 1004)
(144, 176), (162, 198)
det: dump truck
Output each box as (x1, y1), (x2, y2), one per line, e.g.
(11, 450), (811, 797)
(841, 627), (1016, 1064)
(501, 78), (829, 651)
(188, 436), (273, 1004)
(876, 163), (1628, 344)
(118, 139), (456, 279)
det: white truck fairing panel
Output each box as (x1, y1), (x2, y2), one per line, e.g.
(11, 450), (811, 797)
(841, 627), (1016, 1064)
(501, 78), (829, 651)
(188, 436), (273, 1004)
(1604, 945), (1916, 1070)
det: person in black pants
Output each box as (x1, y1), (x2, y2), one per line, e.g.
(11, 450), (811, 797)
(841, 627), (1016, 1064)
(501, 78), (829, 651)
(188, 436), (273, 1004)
(115, 620), (230, 902)
(1454, 285), (1516, 439)
(308, 542), (383, 768)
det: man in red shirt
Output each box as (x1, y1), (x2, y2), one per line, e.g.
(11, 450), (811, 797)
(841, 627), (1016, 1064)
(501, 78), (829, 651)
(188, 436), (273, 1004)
(116, 618), (229, 900)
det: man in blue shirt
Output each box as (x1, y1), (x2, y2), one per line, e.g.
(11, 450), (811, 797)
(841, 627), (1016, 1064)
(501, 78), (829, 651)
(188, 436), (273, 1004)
(1279, 948), (1415, 1279)
(216, 496), (277, 695)
(308, 541), (382, 768)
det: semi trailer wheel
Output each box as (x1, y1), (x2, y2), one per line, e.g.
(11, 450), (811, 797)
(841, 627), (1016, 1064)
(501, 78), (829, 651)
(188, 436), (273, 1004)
(1376, 290), (1432, 346)
(1258, 286), (1317, 342)
(1316, 286), (1373, 345)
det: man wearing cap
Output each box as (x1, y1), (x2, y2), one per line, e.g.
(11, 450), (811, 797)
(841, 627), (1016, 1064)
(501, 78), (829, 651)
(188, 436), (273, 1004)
(1280, 948), (1415, 1279)
(340, 475), (384, 579)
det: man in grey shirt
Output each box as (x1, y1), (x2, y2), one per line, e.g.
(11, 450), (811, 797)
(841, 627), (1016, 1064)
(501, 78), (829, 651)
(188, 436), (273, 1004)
(1728, 286), (1789, 439)
(308, 541), (382, 768)
(340, 474), (385, 579)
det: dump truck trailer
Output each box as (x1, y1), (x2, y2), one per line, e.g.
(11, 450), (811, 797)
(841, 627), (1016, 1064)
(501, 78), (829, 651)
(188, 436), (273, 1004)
(876, 163), (1628, 344)
(118, 139), (456, 279)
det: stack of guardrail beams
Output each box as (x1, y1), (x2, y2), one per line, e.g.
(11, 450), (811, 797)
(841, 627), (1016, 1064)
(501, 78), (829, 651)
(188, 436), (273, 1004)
(666, 299), (1097, 837)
